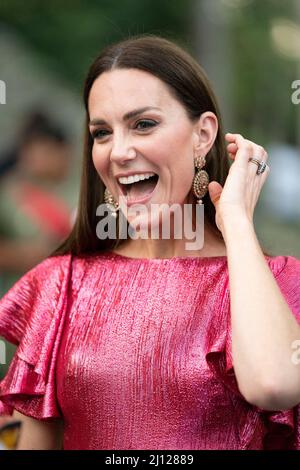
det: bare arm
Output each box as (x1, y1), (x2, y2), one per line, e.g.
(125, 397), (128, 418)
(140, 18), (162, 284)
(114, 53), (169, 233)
(209, 133), (300, 411)
(13, 410), (63, 450)
(223, 216), (300, 411)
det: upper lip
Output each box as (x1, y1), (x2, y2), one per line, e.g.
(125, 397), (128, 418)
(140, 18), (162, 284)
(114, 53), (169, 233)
(114, 171), (157, 179)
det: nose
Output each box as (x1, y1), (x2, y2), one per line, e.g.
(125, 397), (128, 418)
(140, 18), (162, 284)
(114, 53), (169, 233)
(110, 134), (136, 164)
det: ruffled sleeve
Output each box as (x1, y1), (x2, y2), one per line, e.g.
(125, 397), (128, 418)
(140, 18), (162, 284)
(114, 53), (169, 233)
(205, 255), (300, 449)
(0, 254), (72, 420)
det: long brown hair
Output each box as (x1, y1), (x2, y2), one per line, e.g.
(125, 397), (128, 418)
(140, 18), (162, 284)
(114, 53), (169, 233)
(51, 34), (270, 257)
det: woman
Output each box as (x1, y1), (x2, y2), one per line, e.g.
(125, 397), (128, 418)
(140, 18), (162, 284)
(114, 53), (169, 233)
(0, 110), (74, 383)
(0, 35), (299, 450)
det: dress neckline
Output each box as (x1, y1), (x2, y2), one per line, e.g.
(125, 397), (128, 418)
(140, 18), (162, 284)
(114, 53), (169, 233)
(104, 250), (228, 262)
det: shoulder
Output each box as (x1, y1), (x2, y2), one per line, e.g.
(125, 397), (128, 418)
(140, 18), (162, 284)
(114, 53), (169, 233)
(22, 253), (72, 287)
(267, 254), (300, 322)
(0, 253), (72, 301)
(3, 253), (73, 302)
(267, 254), (300, 278)
(0, 253), (73, 420)
(0, 253), (72, 345)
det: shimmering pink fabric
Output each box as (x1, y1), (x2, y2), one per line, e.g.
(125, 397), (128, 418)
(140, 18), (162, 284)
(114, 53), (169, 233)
(0, 252), (300, 449)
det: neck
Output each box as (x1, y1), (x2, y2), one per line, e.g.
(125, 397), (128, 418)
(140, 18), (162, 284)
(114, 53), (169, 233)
(113, 223), (226, 259)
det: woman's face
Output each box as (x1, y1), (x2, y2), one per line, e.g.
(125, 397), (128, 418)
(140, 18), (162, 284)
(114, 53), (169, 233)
(88, 68), (216, 228)
(20, 138), (71, 182)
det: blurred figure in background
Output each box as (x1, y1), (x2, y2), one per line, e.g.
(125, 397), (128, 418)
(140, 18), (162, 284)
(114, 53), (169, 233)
(0, 110), (75, 381)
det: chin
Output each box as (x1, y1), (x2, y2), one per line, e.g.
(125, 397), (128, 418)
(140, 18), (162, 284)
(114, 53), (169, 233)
(127, 212), (163, 237)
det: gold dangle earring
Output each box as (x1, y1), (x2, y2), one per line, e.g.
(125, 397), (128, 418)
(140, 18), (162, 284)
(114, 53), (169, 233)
(192, 155), (209, 205)
(104, 188), (119, 218)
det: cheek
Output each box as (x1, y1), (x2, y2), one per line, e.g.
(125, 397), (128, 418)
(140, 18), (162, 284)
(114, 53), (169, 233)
(158, 134), (194, 178)
(92, 145), (108, 176)
(169, 152), (195, 201)
(157, 126), (194, 164)
(171, 167), (195, 199)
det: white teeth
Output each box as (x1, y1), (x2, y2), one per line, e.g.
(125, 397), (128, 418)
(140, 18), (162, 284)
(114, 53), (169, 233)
(118, 172), (156, 185)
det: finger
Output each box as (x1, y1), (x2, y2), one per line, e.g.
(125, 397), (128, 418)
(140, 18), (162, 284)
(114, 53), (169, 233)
(227, 152), (237, 159)
(227, 143), (238, 153)
(226, 134), (269, 176)
(229, 135), (253, 169)
(227, 135), (266, 158)
(243, 142), (266, 156)
(249, 158), (270, 178)
(248, 147), (268, 178)
(208, 181), (223, 207)
(225, 133), (244, 143)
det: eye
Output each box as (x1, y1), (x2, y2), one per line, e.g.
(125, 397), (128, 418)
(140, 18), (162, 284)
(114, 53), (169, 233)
(91, 129), (110, 140)
(135, 119), (158, 130)
(90, 119), (158, 140)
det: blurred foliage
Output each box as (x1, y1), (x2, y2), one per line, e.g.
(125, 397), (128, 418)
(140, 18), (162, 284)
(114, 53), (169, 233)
(230, 0), (299, 145)
(0, 0), (191, 92)
(1, 0), (298, 146)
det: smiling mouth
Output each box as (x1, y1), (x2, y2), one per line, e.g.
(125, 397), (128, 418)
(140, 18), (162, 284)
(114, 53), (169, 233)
(118, 174), (159, 201)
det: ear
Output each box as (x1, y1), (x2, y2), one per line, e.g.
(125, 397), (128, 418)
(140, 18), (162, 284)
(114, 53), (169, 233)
(192, 112), (218, 156)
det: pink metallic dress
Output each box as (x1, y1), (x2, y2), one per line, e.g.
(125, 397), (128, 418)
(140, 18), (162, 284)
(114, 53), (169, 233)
(0, 251), (300, 450)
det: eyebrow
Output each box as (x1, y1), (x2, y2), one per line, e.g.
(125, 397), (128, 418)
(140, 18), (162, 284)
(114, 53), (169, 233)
(89, 106), (162, 126)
